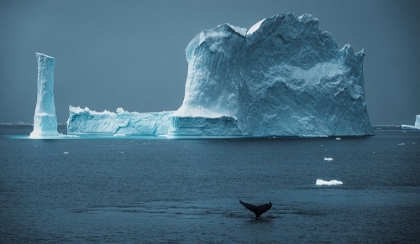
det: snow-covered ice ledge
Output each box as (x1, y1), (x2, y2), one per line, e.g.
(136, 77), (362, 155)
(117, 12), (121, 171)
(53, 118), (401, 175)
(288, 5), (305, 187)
(67, 106), (173, 136)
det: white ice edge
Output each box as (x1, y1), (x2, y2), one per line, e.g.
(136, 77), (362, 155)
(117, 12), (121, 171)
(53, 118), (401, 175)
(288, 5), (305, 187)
(28, 133), (78, 139)
(35, 52), (55, 59)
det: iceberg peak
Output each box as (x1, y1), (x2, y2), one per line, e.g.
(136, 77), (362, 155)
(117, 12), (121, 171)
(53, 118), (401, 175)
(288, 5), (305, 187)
(246, 18), (265, 35)
(226, 23), (247, 36)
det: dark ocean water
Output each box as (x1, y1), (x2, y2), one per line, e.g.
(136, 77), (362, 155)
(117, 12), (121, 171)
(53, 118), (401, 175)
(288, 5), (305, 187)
(0, 125), (419, 243)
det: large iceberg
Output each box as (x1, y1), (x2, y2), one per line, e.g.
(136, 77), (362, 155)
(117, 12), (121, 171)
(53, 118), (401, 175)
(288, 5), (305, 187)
(402, 115), (420, 130)
(29, 53), (60, 138)
(67, 13), (374, 137)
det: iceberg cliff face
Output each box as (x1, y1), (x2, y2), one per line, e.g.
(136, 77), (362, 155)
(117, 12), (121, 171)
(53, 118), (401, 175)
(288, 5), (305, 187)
(67, 13), (373, 137)
(175, 13), (373, 136)
(30, 53), (59, 138)
(168, 116), (241, 136)
(173, 24), (246, 119)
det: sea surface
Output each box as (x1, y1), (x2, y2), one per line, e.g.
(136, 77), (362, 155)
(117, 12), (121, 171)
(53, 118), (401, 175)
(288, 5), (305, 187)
(0, 125), (419, 243)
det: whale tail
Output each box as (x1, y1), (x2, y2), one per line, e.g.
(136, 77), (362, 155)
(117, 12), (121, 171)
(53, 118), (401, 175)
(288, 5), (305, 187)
(239, 200), (272, 219)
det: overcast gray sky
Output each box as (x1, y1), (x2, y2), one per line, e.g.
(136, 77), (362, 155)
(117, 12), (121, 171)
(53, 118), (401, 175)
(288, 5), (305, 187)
(1, 0), (419, 125)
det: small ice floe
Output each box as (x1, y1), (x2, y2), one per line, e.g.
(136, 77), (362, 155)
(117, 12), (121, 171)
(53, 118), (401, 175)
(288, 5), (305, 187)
(324, 157), (333, 161)
(63, 151), (69, 154)
(398, 143), (405, 146)
(316, 179), (343, 186)
(335, 137), (341, 140)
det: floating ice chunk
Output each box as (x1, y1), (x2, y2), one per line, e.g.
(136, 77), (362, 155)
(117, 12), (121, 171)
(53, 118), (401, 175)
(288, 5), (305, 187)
(63, 151), (69, 154)
(335, 137), (341, 140)
(324, 157), (334, 161)
(398, 143), (405, 146)
(316, 179), (343, 186)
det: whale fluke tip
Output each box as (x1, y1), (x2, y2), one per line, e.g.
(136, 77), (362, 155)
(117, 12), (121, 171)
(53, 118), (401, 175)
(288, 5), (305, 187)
(239, 200), (272, 220)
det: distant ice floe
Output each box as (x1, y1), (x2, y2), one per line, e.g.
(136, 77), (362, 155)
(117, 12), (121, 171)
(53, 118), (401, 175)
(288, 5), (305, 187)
(316, 179), (343, 186)
(324, 157), (334, 161)
(402, 115), (420, 130)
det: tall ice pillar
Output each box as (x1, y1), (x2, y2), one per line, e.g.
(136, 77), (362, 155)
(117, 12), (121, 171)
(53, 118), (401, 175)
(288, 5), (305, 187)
(29, 52), (59, 138)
